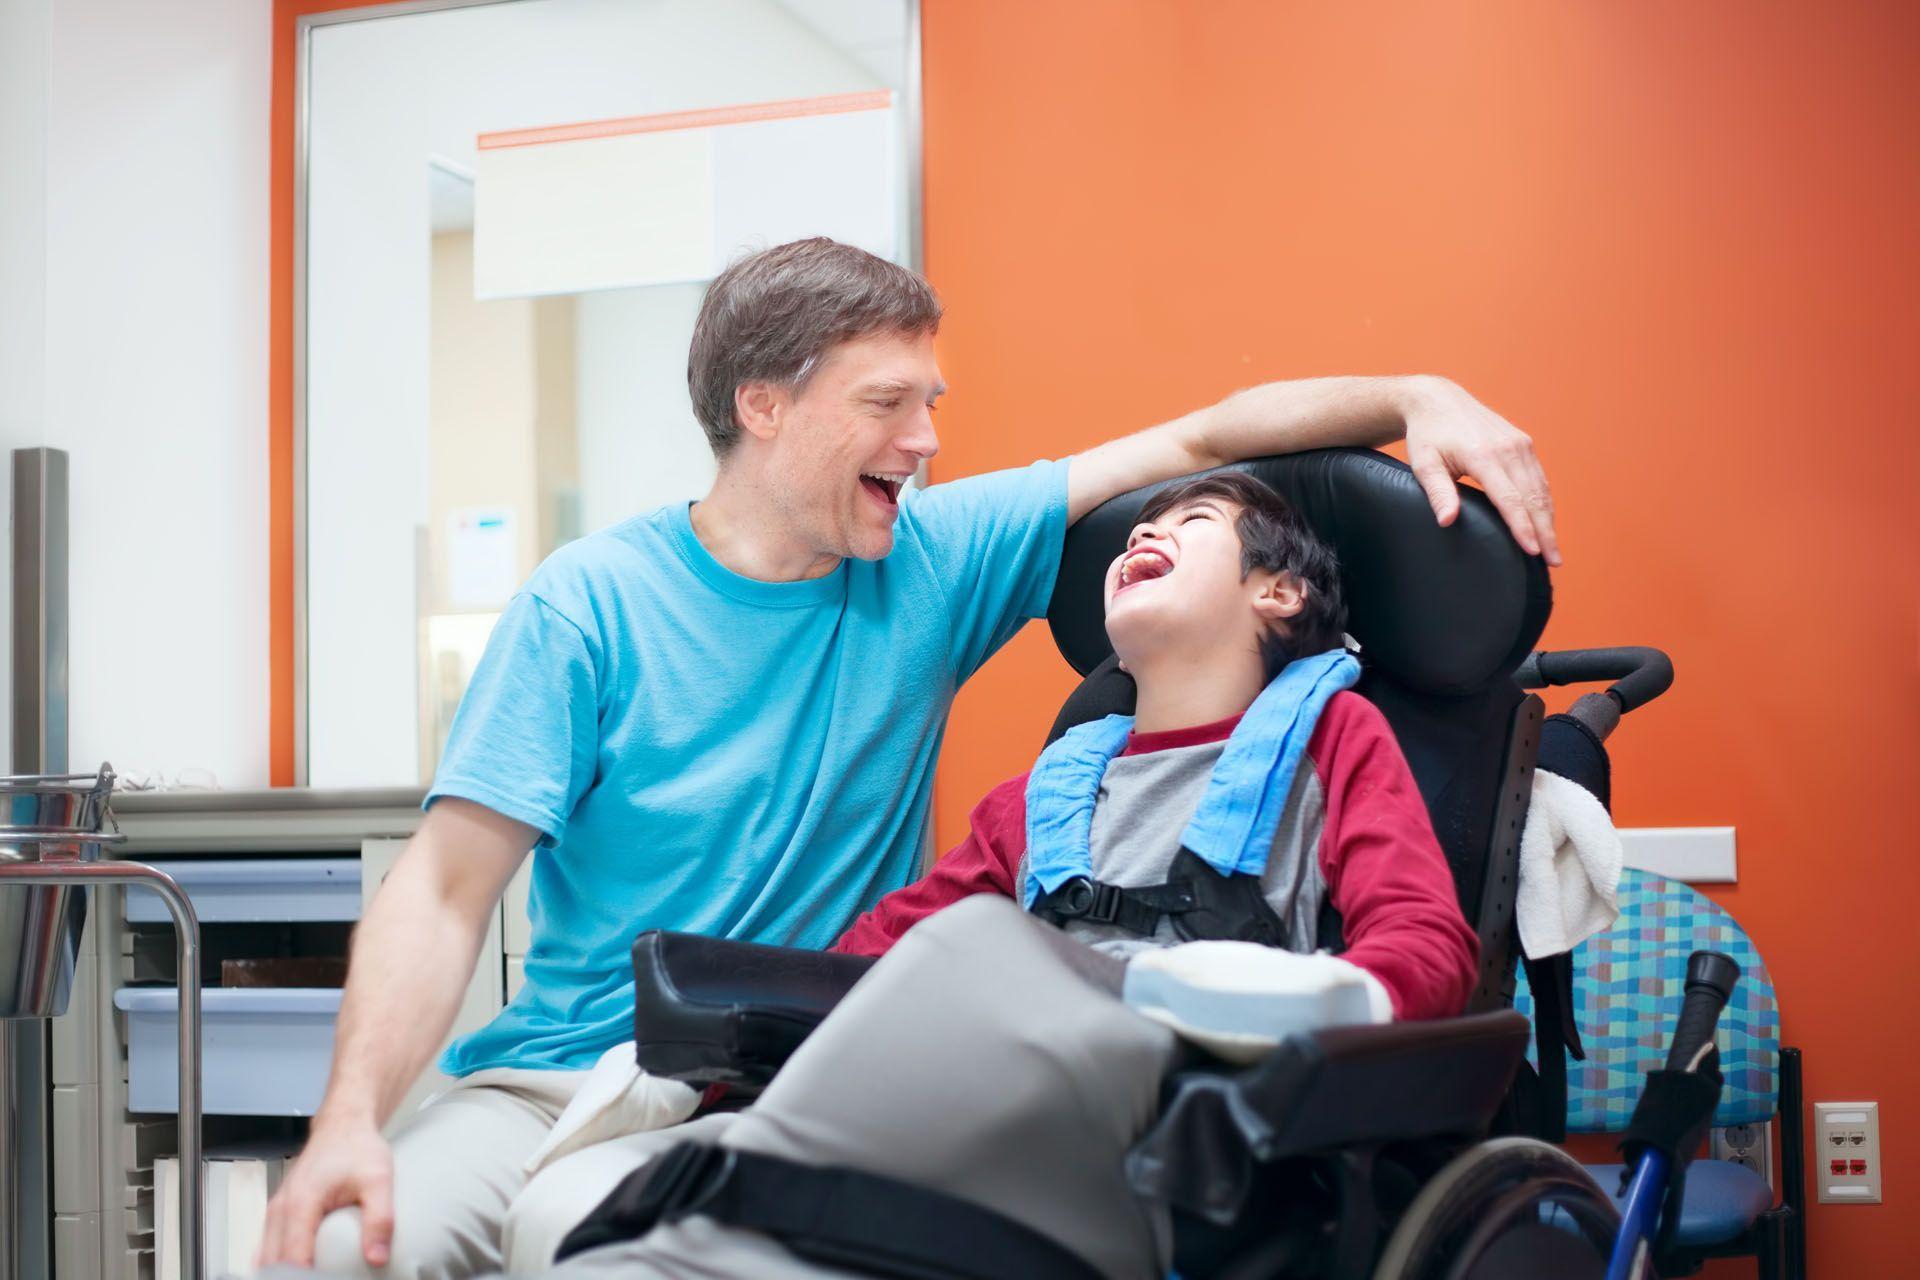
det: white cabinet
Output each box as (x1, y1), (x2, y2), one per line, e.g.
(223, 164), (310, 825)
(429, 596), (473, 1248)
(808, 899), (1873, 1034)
(53, 791), (548, 1279)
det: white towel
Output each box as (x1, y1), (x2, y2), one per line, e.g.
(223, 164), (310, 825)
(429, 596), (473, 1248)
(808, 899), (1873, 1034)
(1516, 768), (1624, 959)
(521, 1042), (700, 1175)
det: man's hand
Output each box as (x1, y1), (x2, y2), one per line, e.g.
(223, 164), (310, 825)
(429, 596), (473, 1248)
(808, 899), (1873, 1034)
(1066, 375), (1560, 566)
(1400, 376), (1559, 565)
(258, 1113), (395, 1268)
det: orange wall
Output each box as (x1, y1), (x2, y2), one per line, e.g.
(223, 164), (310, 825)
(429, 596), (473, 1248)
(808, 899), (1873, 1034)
(921, 1), (1919, 1272)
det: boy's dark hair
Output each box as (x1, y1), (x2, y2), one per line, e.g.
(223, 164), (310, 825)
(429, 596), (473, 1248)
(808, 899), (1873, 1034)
(1136, 471), (1347, 677)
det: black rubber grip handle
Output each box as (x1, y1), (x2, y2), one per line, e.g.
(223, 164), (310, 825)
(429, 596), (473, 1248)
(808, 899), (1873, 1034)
(1665, 950), (1741, 1072)
(1515, 646), (1675, 713)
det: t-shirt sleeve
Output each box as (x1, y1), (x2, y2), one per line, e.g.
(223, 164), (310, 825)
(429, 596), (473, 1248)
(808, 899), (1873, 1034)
(832, 773), (1029, 956)
(898, 458), (1069, 682)
(424, 592), (600, 846)
(1310, 693), (1480, 1020)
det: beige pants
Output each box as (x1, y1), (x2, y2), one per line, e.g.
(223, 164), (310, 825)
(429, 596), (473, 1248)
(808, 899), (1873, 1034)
(312, 1071), (712, 1277)
(314, 896), (1179, 1279)
(547, 895), (1179, 1280)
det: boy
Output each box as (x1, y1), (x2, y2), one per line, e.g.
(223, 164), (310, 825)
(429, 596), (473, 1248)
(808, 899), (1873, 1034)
(833, 470), (1478, 1026)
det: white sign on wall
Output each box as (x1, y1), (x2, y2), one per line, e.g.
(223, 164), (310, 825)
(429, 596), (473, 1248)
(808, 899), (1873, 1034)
(446, 506), (519, 608)
(474, 89), (896, 298)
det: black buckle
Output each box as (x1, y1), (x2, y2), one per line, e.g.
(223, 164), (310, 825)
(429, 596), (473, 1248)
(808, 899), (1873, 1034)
(634, 1140), (737, 1227)
(1054, 877), (1122, 924)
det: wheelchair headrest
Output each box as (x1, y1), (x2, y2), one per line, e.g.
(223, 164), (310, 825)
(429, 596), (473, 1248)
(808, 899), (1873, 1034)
(1047, 449), (1550, 696)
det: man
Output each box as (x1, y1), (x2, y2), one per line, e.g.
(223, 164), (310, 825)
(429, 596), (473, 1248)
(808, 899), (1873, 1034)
(259, 237), (1556, 1274)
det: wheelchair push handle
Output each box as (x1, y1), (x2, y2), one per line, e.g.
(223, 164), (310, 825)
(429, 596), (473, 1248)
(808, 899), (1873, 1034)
(1515, 646), (1674, 744)
(1664, 950), (1740, 1072)
(1515, 646), (1674, 713)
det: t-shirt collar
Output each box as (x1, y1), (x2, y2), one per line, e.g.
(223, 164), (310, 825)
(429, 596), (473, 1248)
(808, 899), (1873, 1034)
(1121, 711), (1244, 757)
(666, 502), (847, 608)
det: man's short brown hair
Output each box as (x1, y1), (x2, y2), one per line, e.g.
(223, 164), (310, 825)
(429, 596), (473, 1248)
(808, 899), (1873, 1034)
(687, 238), (942, 457)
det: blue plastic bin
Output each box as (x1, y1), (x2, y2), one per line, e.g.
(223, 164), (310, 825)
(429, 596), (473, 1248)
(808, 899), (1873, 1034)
(121, 858), (361, 924)
(114, 987), (343, 1116)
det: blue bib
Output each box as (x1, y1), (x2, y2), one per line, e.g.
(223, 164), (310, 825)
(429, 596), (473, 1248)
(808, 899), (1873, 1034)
(1022, 649), (1362, 907)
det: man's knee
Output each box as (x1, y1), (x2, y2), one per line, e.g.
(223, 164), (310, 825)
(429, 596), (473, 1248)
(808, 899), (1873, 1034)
(503, 1116), (739, 1274)
(501, 1152), (628, 1274)
(312, 1203), (467, 1279)
(310, 1163), (485, 1279)
(313, 1207), (377, 1276)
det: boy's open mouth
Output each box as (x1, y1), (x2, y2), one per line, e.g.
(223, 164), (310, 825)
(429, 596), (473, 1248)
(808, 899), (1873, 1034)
(860, 472), (907, 508)
(1116, 549), (1173, 593)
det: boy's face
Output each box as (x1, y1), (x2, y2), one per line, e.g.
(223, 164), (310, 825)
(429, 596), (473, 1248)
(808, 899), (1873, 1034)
(1102, 497), (1303, 673)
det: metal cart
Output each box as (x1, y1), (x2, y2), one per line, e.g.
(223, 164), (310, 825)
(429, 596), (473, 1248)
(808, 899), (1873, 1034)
(1, 766), (204, 1280)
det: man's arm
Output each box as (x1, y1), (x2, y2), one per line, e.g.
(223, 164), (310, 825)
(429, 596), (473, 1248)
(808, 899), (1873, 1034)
(257, 798), (536, 1269)
(1066, 374), (1559, 564)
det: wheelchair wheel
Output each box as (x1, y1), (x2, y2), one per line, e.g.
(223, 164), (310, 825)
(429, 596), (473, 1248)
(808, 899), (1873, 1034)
(1370, 1137), (1618, 1280)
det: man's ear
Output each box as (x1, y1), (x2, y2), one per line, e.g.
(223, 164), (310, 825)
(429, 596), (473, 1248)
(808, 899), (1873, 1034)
(1252, 573), (1307, 628)
(733, 380), (787, 444)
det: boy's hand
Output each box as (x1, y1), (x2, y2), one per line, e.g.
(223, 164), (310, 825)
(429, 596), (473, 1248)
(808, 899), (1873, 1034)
(1401, 376), (1560, 566)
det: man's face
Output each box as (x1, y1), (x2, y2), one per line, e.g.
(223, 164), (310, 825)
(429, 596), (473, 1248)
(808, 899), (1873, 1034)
(1103, 498), (1275, 670)
(764, 329), (944, 561)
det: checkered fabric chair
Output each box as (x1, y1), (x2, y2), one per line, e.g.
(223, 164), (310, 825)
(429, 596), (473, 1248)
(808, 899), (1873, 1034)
(1515, 867), (1805, 1277)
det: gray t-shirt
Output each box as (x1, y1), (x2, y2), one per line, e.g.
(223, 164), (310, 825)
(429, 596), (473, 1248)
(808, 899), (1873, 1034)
(1018, 738), (1329, 958)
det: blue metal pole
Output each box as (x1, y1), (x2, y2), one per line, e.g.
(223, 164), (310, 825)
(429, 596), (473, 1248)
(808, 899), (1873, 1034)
(1606, 1150), (1669, 1280)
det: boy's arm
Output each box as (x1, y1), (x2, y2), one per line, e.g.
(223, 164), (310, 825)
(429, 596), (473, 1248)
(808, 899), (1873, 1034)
(1312, 694), (1481, 1020)
(834, 775), (1029, 956)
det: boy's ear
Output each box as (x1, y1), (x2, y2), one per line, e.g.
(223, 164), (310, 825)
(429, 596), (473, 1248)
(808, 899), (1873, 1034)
(1252, 573), (1307, 627)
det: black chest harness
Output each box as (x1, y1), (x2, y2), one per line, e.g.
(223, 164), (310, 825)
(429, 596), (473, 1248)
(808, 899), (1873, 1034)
(1030, 845), (1346, 953)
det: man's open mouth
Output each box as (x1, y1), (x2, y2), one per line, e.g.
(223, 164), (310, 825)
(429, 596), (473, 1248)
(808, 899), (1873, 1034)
(1116, 549), (1173, 592)
(860, 473), (907, 508)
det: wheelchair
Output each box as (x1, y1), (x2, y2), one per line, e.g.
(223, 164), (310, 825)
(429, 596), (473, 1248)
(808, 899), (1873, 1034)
(605, 448), (1715, 1278)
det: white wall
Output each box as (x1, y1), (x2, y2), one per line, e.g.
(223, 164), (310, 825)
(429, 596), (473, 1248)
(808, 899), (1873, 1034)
(575, 284), (714, 537)
(305, 0), (893, 786)
(0, 0), (270, 785)
(0, 0), (51, 770)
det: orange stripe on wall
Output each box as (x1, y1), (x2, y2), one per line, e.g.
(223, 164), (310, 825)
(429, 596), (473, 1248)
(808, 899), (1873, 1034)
(477, 89), (891, 151)
(271, 0), (397, 786)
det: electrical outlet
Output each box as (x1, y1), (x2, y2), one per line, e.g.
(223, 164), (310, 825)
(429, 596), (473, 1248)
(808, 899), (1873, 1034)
(1815, 1102), (1882, 1204)
(1712, 1121), (1773, 1190)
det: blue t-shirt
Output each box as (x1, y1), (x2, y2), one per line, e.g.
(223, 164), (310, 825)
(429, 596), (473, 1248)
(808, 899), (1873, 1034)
(428, 459), (1068, 1073)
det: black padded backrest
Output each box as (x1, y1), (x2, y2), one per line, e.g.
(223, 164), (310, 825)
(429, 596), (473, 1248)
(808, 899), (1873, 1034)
(1044, 450), (1551, 1007)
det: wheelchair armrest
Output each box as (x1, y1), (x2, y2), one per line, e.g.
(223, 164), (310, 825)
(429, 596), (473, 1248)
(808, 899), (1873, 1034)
(630, 930), (876, 1088)
(1129, 1010), (1531, 1224)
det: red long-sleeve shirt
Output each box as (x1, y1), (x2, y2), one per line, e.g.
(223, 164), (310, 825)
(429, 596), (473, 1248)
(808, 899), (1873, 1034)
(833, 692), (1479, 1021)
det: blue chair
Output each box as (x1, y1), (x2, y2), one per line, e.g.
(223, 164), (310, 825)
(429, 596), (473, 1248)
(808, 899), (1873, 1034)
(1516, 867), (1805, 1278)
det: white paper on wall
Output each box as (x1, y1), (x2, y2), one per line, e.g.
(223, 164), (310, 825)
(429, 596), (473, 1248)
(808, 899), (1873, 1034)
(474, 90), (895, 299)
(476, 127), (713, 298)
(446, 506), (520, 608)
